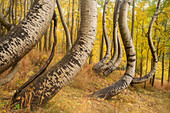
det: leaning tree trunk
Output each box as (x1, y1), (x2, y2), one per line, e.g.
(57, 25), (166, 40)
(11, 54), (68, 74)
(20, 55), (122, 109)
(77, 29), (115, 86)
(92, 0), (111, 73)
(103, 32), (122, 76)
(56, 0), (72, 52)
(10, 0), (97, 110)
(90, 0), (136, 99)
(132, 0), (161, 84)
(0, 0), (55, 75)
(98, 0), (121, 73)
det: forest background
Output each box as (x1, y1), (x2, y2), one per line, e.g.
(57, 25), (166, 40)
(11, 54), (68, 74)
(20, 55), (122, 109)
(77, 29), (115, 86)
(0, 0), (169, 112)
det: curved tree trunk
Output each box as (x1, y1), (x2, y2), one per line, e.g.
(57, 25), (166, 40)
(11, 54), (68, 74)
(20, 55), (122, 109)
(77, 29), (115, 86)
(0, 0), (55, 75)
(103, 32), (122, 76)
(98, 0), (121, 72)
(0, 62), (19, 86)
(10, 0), (97, 110)
(92, 0), (111, 73)
(132, 0), (161, 84)
(56, 0), (72, 52)
(0, 11), (12, 31)
(90, 0), (136, 99)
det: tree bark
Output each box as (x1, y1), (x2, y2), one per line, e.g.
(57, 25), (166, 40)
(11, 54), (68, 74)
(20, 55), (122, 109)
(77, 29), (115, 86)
(48, 21), (53, 51)
(0, 11), (12, 30)
(56, 0), (72, 52)
(98, 0), (121, 72)
(0, 62), (19, 86)
(90, 0), (136, 99)
(10, 0), (97, 110)
(103, 32), (122, 76)
(132, 0), (161, 84)
(0, 0), (55, 74)
(92, 0), (111, 72)
(100, 35), (104, 61)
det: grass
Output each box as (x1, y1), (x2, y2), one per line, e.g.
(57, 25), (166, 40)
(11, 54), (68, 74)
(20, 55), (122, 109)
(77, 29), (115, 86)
(0, 49), (170, 113)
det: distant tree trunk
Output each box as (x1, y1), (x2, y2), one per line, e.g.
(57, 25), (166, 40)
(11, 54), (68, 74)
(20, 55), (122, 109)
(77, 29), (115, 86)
(67, 0), (70, 27)
(161, 52), (164, 86)
(15, 0), (18, 25)
(71, 0), (75, 44)
(100, 35), (104, 60)
(19, 0), (22, 22)
(43, 29), (48, 52)
(144, 48), (149, 88)
(39, 39), (42, 51)
(135, 26), (138, 75)
(140, 45), (143, 77)
(24, 0), (26, 17)
(48, 21), (53, 51)
(10, 0), (97, 110)
(131, 0), (135, 40)
(56, 0), (72, 52)
(89, 49), (93, 64)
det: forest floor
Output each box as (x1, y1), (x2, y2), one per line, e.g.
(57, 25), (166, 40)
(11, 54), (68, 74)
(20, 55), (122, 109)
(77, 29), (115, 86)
(0, 50), (169, 113)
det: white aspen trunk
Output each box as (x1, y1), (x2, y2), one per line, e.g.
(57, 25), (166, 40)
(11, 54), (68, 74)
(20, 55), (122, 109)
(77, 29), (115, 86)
(98, 0), (121, 72)
(10, 0), (97, 110)
(92, 0), (111, 72)
(0, 0), (55, 74)
(90, 0), (136, 99)
(132, 0), (160, 84)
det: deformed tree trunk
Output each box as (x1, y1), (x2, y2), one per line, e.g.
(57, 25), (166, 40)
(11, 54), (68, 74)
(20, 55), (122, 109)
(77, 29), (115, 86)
(103, 32), (122, 76)
(98, 0), (121, 73)
(92, 0), (111, 72)
(0, 62), (19, 86)
(56, 0), (72, 52)
(10, 0), (97, 110)
(90, 0), (136, 99)
(132, 0), (161, 84)
(0, 9), (20, 86)
(0, 0), (55, 74)
(0, 11), (12, 31)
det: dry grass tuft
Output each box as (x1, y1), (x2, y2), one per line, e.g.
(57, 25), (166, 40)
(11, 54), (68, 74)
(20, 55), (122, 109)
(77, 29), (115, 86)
(0, 52), (170, 113)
